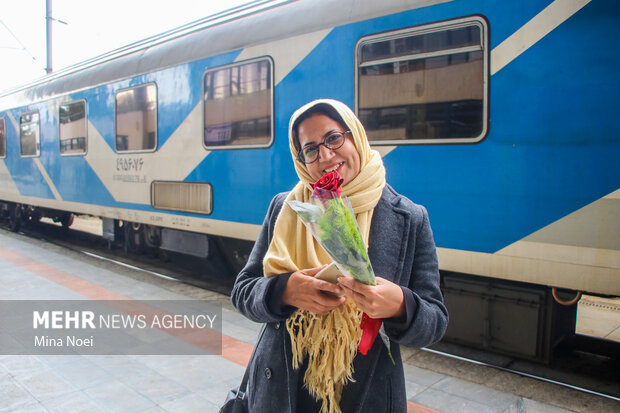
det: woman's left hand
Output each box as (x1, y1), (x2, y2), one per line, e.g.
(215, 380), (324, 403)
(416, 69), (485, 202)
(337, 276), (405, 320)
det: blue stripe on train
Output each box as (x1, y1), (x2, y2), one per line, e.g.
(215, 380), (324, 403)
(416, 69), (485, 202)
(383, 0), (620, 252)
(86, 49), (243, 152)
(263, 0), (620, 253)
(3, 1), (618, 255)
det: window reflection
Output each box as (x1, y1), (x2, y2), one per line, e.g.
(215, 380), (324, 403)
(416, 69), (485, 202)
(358, 21), (486, 142)
(115, 84), (157, 152)
(20, 112), (40, 156)
(59, 101), (87, 155)
(203, 59), (272, 147)
(360, 26), (481, 63)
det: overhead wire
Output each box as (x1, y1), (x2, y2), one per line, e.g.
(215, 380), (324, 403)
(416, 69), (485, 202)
(0, 18), (38, 62)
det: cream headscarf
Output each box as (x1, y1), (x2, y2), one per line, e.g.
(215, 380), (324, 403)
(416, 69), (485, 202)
(263, 99), (386, 413)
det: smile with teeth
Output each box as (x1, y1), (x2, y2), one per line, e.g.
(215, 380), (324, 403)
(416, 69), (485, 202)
(323, 162), (344, 173)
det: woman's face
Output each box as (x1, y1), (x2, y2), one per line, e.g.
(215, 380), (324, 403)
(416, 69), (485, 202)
(297, 114), (361, 186)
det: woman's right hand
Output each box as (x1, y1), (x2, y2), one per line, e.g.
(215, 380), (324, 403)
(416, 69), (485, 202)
(282, 266), (346, 314)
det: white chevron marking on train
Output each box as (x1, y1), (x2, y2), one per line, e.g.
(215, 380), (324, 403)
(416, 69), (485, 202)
(84, 102), (207, 204)
(491, 0), (591, 75)
(33, 158), (62, 200)
(235, 28), (332, 85)
(0, 160), (20, 196)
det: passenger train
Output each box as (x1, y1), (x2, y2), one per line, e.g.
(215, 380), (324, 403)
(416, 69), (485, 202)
(1, 0), (618, 361)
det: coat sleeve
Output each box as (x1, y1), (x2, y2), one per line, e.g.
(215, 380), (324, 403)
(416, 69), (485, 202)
(230, 193), (297, 323)
(383, 204), (448, 348)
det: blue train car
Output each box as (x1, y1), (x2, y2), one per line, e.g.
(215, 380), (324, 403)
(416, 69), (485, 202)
(1, 0), (618, 360)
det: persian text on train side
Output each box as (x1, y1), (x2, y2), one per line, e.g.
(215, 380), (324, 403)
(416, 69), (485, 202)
(113, 173), (147, 183)
(33, 311), (217, 330)
(116, 157), (144, 172)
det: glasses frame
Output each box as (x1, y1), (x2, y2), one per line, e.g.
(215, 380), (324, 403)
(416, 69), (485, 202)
(296, 130), (351, 164)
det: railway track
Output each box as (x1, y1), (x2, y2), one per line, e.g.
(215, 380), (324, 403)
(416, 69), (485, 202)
(5, 216), (236, 295)
(421, 347), (620, 403)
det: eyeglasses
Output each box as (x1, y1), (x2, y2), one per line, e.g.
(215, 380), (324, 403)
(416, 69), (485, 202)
(297, 130), (350, 164)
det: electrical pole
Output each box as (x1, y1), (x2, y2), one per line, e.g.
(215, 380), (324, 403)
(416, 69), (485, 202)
(46, 0), (53, 74)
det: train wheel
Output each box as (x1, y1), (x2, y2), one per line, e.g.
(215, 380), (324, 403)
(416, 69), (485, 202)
(59, 213), (74, 228)
(123, 222), (144, 254)
(143, 225), (161, 249)
(26, 206), (42, 224)
(143, 225), (163, 257)
(8, 204), (23, 232)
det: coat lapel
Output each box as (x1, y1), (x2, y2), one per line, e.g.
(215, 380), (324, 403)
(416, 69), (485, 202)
(367, 189), (410, 285)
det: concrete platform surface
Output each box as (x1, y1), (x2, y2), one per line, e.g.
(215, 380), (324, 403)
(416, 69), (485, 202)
(1, 228), (615, 413)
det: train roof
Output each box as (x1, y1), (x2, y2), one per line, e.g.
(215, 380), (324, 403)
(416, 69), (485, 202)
(0, 0), (444, 109)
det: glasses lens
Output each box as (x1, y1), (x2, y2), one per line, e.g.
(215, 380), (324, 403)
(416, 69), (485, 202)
(301, 147), (318, 163)
(325, 132), (344, 149)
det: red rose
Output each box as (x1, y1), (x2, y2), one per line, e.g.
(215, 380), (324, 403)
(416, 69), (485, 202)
(310, 171), (343, 200)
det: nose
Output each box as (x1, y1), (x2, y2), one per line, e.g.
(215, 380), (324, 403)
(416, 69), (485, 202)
(317, 143), (335, 161)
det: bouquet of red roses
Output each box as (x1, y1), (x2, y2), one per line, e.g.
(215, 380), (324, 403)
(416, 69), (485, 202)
(287, 171), (392, 360)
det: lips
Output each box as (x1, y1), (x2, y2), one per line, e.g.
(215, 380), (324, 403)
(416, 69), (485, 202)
(323, 162), (344, 174)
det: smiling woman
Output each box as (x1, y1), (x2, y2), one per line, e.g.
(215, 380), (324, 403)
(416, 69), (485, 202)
(231, 99), (447, 413)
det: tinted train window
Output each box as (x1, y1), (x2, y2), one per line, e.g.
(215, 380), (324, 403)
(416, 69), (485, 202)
(59, 100), (87, 155)
(356, 17), (488, 144)
(203, 58), (273, 148)
(115, 84), (157, 152)
(0, 118), (5, 157)
(20, 112), (40, 157)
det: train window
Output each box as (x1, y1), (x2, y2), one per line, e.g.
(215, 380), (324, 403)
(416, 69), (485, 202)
(356, 17), (488, 144)
(20, 111), (40, 157)
(0, 118), (5, 158)
(202, 57), (273, 149)
(115, 83), (157, 152)
(59, 100), (87, 155)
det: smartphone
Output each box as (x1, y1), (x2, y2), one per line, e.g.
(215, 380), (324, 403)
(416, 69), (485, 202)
(315, 263), (345, 297)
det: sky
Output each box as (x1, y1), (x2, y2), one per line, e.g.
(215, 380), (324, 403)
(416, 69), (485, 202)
(0, 0), (252, 93)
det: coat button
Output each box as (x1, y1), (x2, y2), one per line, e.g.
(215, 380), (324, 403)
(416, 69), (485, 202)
(264, 368), (272, 379)
(275, 322), (280, 329)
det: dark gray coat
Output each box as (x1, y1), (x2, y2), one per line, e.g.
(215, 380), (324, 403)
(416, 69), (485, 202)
(231, 185), (448, 413)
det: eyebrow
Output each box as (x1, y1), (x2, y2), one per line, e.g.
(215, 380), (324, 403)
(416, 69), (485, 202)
(301, 129), (341, 148)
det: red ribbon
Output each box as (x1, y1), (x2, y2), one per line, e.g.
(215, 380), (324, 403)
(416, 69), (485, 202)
(358, 313), (382, 355)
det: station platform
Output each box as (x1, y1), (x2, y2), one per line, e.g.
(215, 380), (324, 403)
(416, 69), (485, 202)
(0, 228), (614, 413)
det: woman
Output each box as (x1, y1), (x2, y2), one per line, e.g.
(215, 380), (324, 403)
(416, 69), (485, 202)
(231, 99), (447, 413)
